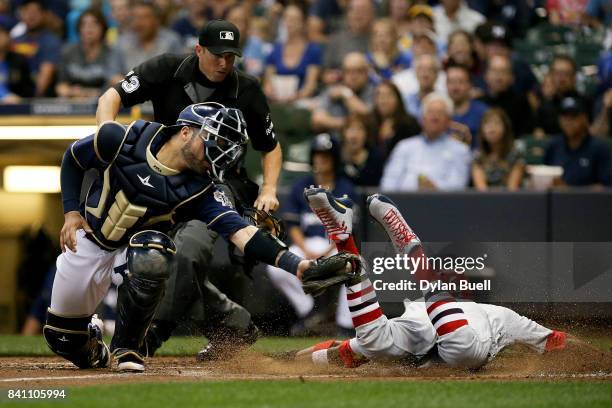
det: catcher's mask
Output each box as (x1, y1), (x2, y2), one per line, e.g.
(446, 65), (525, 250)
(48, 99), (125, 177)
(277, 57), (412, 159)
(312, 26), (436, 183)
(242, 207), (286, 242)
(176, 102), (249, 180)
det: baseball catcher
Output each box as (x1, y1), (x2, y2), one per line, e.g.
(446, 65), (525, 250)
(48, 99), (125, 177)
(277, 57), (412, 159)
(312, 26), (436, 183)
(282, 186), (567, 369)
(45, 104), (350, 372)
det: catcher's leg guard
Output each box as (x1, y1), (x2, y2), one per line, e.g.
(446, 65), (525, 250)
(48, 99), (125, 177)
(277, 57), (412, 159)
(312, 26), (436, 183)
(43, 310), (110, 368)
(110, 231), (176, 354)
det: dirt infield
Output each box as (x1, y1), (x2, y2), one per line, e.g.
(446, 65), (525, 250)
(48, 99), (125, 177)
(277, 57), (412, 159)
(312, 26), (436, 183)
(1, 337), (610, 387)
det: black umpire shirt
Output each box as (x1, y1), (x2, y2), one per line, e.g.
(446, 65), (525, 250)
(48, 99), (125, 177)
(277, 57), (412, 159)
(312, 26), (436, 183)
(112, 53), (278, 153)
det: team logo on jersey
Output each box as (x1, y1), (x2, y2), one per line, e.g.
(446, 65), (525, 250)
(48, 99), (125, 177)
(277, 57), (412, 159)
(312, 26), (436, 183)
(220, 31), (234, 40)
(213, 190), (233, 208)
(137, 174), (155, 188)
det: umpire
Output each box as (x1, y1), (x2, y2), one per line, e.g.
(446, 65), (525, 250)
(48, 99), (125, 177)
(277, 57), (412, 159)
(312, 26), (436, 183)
(96, 19), (282, 359)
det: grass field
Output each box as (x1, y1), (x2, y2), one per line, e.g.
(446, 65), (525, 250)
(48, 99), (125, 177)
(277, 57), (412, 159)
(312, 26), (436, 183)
(0, 335), (610, 408)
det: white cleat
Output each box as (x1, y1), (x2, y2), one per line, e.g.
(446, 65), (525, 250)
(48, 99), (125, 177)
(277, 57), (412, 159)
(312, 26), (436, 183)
(113, 349), (145, 372)
(304, 186), (353, 242)
(367, 194), (421, 254)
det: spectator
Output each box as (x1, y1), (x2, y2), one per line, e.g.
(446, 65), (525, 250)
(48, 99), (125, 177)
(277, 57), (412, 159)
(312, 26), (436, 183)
(591, 88), (611, 138)
(389, 0), (412, 50)
(591, 52), (611, 137)
(267, 133), (356, 335)
(11, 0), (61, 96)
(405, 53), (440, 119)
(584, 0), (612, 27)
(444, 30), (479, 76)
(366, 18), (412, 80)
(544, 96), (612, 187)
(55, 9), (124, 99)
(476, 23), (538, 96)
(311, 52), (374, 133)
(323, 0), (374, 78)
(433, 0), (485, 45)
(381, 93), (471, 191)
(446, 62), (488, 148)
(479, 54), (535, 136)
(0, 20), (34, 102)
(342, 114), (384, 187)
(306, 0), (344, 43)
(263, 4), (321, 103)
(547, 0), (589, 26)
(227, 4), (272, 79)
(107, 0), (131, 44)
(116, 0), (182, 71)
(370, 80), (420, 157)
(536, 55), (585, 136)
(472, 108), (525, 191)
(397, 5), (438, 53)
(171, 0), (207, 49)
(392, 31), (446, 102)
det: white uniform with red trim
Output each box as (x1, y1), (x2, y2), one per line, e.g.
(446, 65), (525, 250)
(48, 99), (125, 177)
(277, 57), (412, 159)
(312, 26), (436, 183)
(346, 281), (552, 367)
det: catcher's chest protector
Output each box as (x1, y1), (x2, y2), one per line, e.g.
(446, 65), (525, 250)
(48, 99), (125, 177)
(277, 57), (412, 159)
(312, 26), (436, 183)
(84, 120), (213, 250)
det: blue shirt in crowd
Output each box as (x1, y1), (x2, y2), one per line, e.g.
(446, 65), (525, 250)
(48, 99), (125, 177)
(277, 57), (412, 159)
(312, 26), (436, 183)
(12, 30), (61, 73)
(544, 134), (612, 186)
(452, 100), (489, 149)
(366, 51), (412, 80)
(265, 42), (322, 88)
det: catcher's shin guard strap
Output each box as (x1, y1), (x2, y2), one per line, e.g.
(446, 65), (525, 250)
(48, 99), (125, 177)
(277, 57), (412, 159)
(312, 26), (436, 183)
(244, 229), (298, 269)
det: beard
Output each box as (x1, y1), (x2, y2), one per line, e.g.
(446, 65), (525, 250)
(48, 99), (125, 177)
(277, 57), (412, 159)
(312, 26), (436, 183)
(181, 137), (210, 175)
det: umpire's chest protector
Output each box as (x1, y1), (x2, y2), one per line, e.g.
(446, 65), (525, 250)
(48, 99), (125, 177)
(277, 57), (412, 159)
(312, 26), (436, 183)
(85, 120), (212, 250)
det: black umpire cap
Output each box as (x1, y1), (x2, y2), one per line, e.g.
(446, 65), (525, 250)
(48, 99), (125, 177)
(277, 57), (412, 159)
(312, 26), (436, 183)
(198, 19), (242, 57)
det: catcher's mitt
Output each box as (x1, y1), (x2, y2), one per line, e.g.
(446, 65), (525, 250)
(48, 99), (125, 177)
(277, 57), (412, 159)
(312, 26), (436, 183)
(242, 207), (286, 241)
(301, 252), (361, 297)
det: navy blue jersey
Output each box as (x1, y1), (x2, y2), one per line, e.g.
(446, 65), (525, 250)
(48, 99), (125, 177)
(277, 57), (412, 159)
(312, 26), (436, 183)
(283, 176), (358, 238)
(62, 120), (248, 250)
(544, 134), (612, 187)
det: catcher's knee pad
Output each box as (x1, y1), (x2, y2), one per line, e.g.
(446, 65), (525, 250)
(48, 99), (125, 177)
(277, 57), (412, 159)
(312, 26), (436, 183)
(127, 230), (176, 280)
(43, 310), (109, 369)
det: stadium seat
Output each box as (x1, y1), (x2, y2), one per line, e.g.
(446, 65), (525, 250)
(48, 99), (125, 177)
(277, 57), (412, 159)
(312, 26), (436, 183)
(516, 135), (550, 165)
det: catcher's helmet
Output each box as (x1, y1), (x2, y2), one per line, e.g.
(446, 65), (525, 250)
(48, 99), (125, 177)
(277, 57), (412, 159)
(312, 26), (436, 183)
(176, 102), (249, 180)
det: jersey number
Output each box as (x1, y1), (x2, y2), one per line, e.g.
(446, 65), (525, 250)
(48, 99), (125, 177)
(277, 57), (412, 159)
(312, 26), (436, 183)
(121, 75), (140, 93)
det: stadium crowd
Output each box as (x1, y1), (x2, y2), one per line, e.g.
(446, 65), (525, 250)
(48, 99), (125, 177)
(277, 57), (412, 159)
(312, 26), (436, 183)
(0, 0), (611, 192)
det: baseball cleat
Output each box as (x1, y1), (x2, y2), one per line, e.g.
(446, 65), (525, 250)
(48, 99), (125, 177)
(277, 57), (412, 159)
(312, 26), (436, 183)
(196, 324), (259, 362)
(367, 194), (421, 255)
(304, 186), (353, 242)
(545, 330), (567, 352)
(113, 349), (145, 372)
(89, 314), (111, 368)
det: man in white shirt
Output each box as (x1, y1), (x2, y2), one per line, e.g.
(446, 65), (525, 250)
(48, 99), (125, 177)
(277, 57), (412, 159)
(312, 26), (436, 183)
(380, 93), (471, 191)
(433, 0), (485, 44)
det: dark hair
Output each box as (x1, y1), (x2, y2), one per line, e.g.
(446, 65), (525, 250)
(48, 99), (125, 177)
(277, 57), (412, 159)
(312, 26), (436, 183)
(551, 54), (577, 74)
(370, 80), (417, 145)
(77, 8), (108, 40)
(446, 29), (479, 70)
(445, 61), (471, 81)
(21, 0), (45, 10)
(133, 0), (161, 18)
(342, 113), (374, 148)
(477, 108), (514, 158)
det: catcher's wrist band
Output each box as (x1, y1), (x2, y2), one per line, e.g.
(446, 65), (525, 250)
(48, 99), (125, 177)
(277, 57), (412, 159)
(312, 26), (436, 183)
(277, 250), (303, 275)
(244, 229), (291, 267)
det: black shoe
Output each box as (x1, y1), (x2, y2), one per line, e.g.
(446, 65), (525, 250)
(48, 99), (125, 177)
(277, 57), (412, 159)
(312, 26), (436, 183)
(113, 349), (145, 372)
(196, 323), (259, 361)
